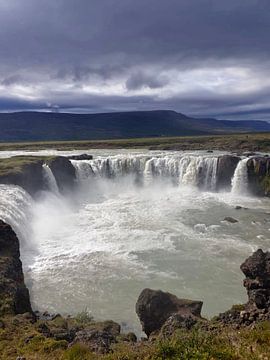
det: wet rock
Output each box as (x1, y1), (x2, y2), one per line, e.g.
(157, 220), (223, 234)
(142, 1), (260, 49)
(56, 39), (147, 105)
(247, 157), (270, 196)
(216, 155), (241, 191)
(47, 156), (76, 192)
(243, 152), (258, 157)
(0, 220), (32, 316)
(68, 154), (93, 161)
(136, 288), (203, 337)
(223, 217), (238, 223)
(235, 206), (242, 210)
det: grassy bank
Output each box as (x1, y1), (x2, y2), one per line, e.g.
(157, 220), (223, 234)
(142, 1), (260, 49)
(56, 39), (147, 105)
(1, 314), (270, 360)
(0, 132), (270, 152)
(0, 156), (56, 177)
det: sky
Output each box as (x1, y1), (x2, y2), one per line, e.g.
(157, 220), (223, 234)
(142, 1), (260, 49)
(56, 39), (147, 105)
(0, 0), (270, 119)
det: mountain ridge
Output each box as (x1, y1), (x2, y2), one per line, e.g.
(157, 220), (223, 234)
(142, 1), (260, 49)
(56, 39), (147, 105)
(0, 110), (269, 142)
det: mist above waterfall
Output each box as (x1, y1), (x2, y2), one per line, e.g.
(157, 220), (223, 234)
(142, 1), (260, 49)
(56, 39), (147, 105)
(0, 149), (270, 334)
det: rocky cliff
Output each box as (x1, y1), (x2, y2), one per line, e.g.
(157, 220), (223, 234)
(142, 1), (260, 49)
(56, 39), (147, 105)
(0, 220), (32, 316)
(0, 156), (76, 196)
(247, 157), (270, 196)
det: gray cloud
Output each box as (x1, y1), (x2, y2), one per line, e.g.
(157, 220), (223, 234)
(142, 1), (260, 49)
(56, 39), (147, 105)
(126, 72), (169, 90)
(0, 0), (269, 119)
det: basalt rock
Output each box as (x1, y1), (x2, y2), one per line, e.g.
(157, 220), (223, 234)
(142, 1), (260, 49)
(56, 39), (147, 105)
(241, 249), (270, 310)
(136, 288), (203, 337)
(68, 154), (93, 161)
(70, 320), (121, 354)
(216, 155), (240, 191)
(216, 249), (270, 327)
(47, 156), (76, 192)
(0, 157), (45, 196)
(247, 157), (270, 196)
(0, 220), (32, 316)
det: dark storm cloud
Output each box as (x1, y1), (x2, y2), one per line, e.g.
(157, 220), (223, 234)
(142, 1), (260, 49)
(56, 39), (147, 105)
(0, 0), (270, 118)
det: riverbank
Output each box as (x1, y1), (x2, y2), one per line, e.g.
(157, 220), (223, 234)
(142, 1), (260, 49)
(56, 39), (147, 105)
(0, 132), (270, 153)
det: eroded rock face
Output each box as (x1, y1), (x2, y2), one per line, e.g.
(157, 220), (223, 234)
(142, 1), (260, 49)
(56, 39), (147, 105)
(216, 155), (240, 191)
(136, 288), (203, 337)
(216, 249), (270, 326)
(0, 159), (45, 196)
(0, 220), (32, 315)
(241, 249), (270, 310)
(247, 157), (270, 196)
(47, 156), (76, 192)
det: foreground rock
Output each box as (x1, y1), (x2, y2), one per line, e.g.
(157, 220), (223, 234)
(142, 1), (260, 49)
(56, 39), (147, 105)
(216, 249), (270, 326)
(241, 249), (270, 310)
(0, 220), (32, 315)
(136, 288), (203, 337)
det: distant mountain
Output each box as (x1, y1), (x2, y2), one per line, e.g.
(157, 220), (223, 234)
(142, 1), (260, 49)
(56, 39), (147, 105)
(0, 110), (269, 142)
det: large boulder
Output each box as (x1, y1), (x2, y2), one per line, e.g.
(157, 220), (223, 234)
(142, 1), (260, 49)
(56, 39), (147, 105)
(216, 155), (240, 191)
(136, 288), (203, 337)
(47, 156), (76, 192)
(240, 249), (270, 310)
(247, 157), (270, 196)
(0, 220), (32, 315)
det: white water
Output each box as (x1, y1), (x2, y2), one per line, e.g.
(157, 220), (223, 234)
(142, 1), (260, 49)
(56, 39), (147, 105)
(231, 158), (249, 195)
(42, 164), (60, 194)
(72, 153), (219, 190)
(0, 150), (269, 335)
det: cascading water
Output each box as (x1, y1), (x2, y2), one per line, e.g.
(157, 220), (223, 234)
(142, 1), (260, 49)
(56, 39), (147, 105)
(42, 164), (59, 194)
(0, 184), (33, 246)
(231, 158), (249, 195)
(72, 154), (219, 190)
(1, 149), (268, 335)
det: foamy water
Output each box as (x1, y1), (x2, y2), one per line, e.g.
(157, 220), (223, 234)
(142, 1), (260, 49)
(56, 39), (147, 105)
(0, 149), (270, 334)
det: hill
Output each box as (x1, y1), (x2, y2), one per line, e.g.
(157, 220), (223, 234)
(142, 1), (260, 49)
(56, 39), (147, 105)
(0, 110), (269, 142)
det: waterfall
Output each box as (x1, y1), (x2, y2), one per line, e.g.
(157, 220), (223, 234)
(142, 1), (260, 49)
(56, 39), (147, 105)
(231, 158), (249, 195)
(72, 154), (219, 191)
(0, 184), (33, 244)
(71, 160), (95, 182)
(42, 164), (59, 194)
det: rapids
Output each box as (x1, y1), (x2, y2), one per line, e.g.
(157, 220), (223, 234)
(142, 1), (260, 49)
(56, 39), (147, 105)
(0, 149), (270, 334)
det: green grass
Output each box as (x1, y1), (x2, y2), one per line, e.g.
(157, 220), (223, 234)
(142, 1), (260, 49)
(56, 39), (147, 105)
(0, 155), (55, 177)
(1, 314), (270, 360)
(0, 132), (270, 152)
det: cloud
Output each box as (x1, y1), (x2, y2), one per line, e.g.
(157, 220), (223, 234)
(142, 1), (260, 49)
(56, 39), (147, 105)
(126, 71), (169, 90)
(0, 0), (269, 118)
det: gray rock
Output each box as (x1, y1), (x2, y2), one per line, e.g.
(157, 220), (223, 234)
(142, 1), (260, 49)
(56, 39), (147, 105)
(216, 155), (241, 191)
(68, 154), (93, 161)
(0, 220), (32, 316)
(223, 217), (238, 223)
(136, 288), (203, 337)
